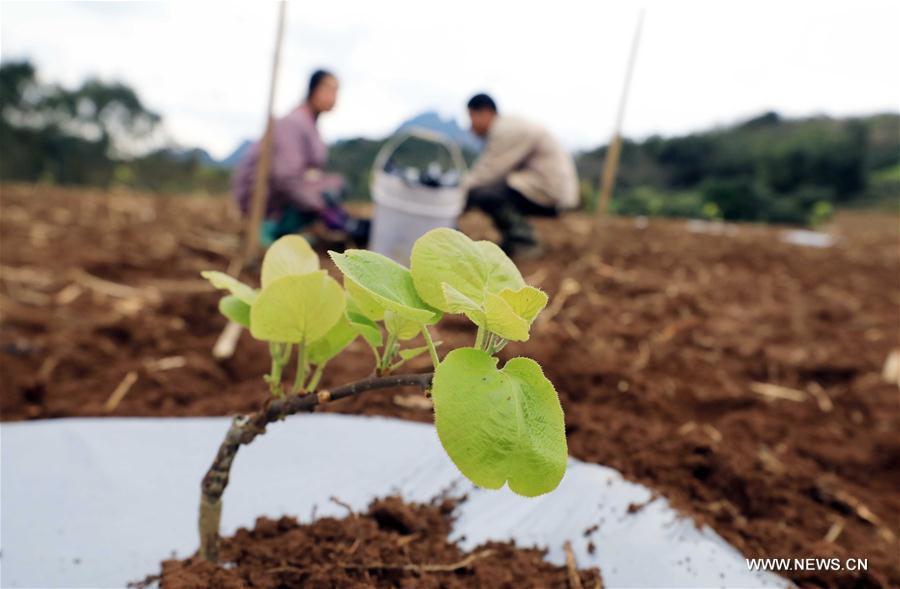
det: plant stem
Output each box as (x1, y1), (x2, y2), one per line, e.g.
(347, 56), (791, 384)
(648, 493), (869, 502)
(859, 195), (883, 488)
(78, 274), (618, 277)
(279, 343), (293, 364)
(379, 333), (397, 374)
(198, 372), (434, 562)
(421, 325), (440, 368)
(474, 325), (485, 350)
(306, 363), (325, 391)
(293, 341), (307, 393)
(367, 341), (382, 369)
(267, 342), (285, 397)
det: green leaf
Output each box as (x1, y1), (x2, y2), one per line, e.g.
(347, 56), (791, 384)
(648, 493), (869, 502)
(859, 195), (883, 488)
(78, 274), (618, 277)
(345, 278), (385, 321)
(329, 249), (439, 324)
(250, 271), (345, 343)
(410, 228), (524, 313)
(218, 295), (251, 328)
(398, 342), (441, 361)
(441, 282), (483, 315)
(483, 293), (530, 341)
(348, 313), (383, 348)
(308, 315), (358, 365)
(410, 230), (546, 340)
(346, 301), (383, 348)
(261, 235), (319, 287)
(499, 286), (548, 322)
(384, 310), (424, 340)
(483, 286), (549, 341)
(440, 282), (487, 328)
(201, 271), (257, 304)
(432, 348), (567, 497)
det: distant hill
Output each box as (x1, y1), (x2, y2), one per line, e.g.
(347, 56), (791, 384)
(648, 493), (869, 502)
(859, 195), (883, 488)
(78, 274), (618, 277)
(395, 111), (481, 151)
(220, 139), (253, 168)
(218, 112), (477, 171)
(326, 111), (482, 200)
(168, 147), (218, 167)
(575, 111), (900, 222)
(207, 110), (900, 224)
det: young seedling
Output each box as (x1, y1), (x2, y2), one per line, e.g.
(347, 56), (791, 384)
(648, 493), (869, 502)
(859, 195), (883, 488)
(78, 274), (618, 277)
(197, 228), (568, 562)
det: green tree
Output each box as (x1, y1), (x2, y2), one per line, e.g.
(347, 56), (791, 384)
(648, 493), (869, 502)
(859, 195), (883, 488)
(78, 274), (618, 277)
(1, 60), (162, 185)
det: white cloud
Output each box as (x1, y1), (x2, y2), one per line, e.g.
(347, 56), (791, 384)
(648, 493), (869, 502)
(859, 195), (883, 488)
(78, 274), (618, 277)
(2, 0), (898, 159)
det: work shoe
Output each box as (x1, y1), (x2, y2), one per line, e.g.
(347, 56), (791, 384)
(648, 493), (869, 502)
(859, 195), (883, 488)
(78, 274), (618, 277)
(345, 218), (371, 248)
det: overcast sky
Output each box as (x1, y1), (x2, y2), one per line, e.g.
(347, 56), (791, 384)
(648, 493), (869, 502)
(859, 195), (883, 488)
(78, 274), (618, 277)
(2, 0), (898, 159)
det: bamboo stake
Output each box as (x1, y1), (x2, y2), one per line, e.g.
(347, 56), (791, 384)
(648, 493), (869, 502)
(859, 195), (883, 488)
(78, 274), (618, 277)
(235, 0), (288, 274)
(215, 1), (288, 359)
(596, 8), (645, 220)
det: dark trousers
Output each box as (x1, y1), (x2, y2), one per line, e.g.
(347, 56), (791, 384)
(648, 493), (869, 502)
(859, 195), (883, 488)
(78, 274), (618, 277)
(466, 183), (557, 252)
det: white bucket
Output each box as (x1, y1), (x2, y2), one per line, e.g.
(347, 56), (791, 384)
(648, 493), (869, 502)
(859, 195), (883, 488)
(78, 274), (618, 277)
(370, 203), (460, 266)
(369, 128), (467, 265)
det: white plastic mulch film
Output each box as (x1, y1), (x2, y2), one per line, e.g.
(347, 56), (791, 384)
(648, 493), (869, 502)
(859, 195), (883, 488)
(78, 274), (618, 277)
(0, 416), (790, 588)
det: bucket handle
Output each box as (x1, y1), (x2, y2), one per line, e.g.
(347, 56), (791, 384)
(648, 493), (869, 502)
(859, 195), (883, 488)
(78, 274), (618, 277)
(372, 126), (468, 177)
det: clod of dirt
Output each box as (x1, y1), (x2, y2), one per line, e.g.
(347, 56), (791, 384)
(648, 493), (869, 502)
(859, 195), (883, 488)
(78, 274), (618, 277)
(144, 496), (602, 589)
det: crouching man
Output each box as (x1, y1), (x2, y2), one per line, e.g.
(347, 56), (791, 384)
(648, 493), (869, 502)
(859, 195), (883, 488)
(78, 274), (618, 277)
(463, 93), (579, 258)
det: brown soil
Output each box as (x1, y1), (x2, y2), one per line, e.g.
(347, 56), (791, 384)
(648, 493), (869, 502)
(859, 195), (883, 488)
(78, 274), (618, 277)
(2, 184), (899, 588)
(145, 496), (601, 589)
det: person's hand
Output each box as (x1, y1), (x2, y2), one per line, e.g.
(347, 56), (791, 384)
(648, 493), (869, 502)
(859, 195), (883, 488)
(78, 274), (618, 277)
(320, 204), (348, 231)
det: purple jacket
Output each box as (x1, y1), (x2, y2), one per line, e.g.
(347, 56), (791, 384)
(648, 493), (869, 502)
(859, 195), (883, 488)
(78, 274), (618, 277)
(233, 103), (343, 217)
